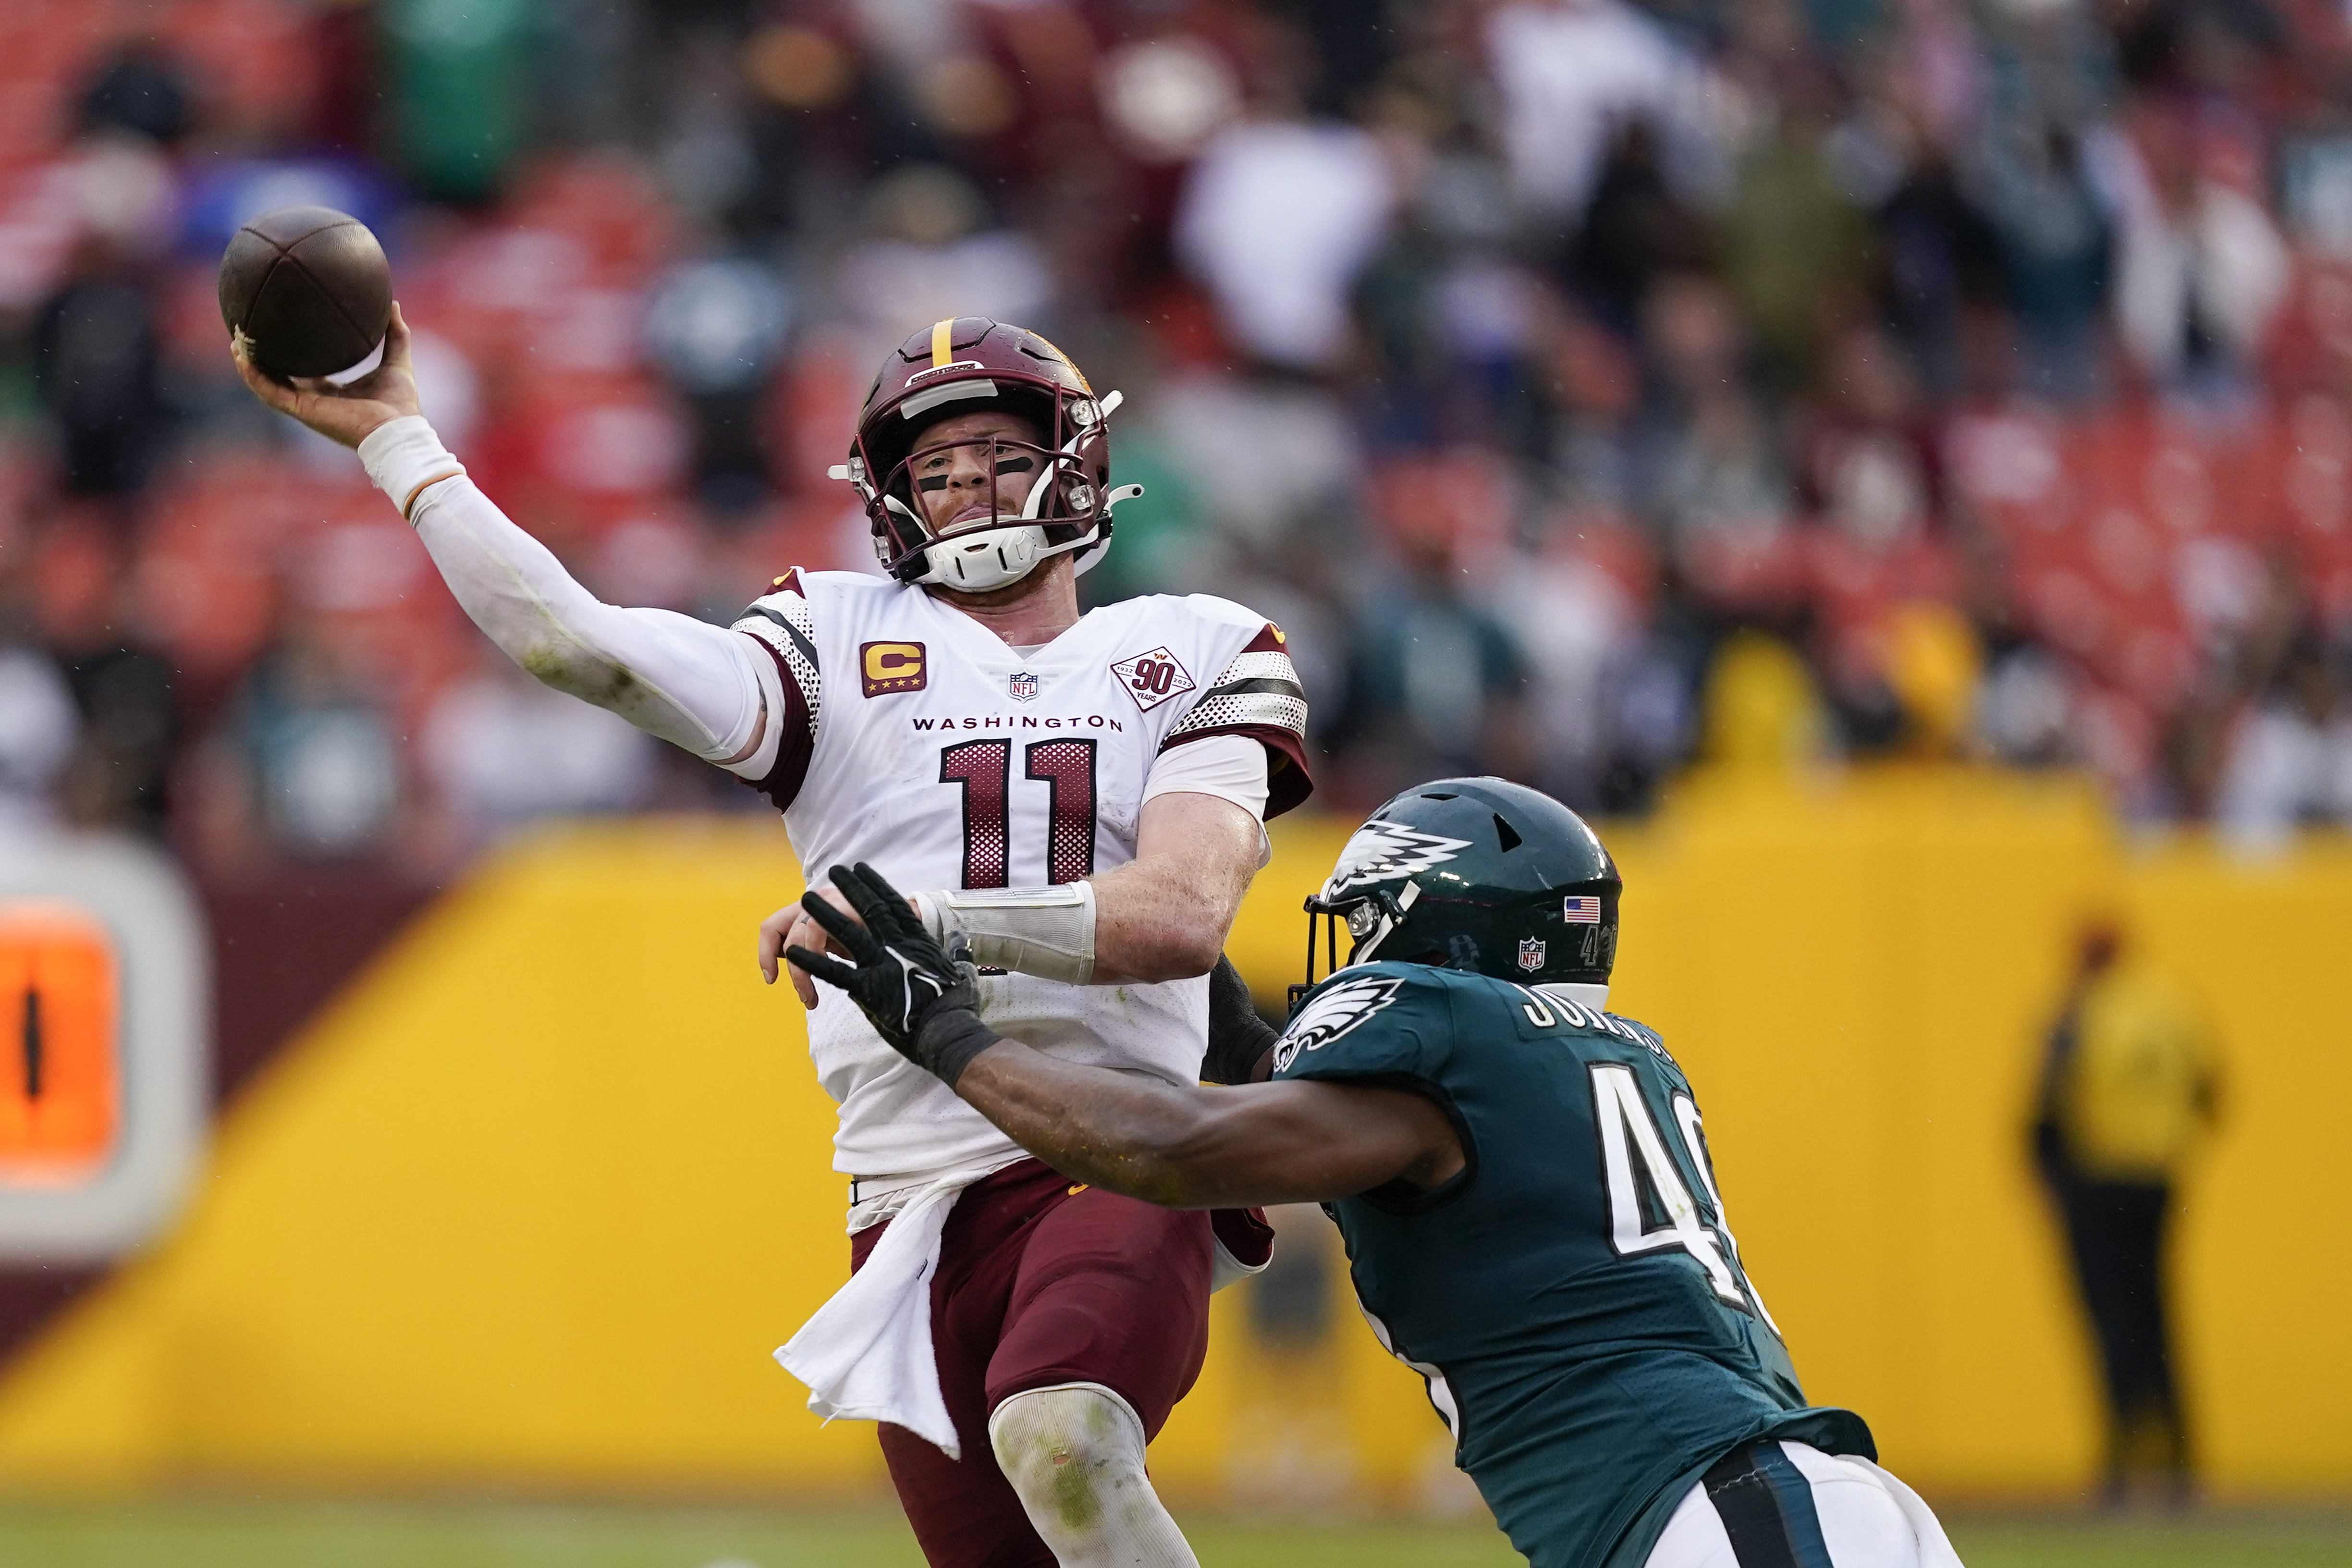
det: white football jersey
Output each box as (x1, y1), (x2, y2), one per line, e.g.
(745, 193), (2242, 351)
(731, 569), (1311, 1179)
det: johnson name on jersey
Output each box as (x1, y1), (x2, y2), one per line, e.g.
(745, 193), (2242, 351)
(732, 569), (1311, 1182)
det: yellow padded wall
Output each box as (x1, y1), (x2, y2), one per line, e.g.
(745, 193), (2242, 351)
(0, 776), (2344, 1500)
(0, 821), (870, 1491)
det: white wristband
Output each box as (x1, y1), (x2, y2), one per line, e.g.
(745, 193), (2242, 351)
(357, 415), (466, 520)
(916, 883), (1096, 985)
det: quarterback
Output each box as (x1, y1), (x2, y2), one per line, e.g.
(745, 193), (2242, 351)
(236, 311), (1309, 1568)
(789, 779), (1967, 1568)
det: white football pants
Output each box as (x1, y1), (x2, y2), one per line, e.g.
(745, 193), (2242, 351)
(1646, 1441), (1966, 1568)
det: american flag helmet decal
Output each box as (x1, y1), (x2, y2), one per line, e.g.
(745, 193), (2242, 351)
(1562, 895), (1603, 923)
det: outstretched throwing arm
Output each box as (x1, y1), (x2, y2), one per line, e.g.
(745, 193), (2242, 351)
(234, 306), (773, 770)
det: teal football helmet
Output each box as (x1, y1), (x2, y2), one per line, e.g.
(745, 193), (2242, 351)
(1295, 778), (1621, 1007)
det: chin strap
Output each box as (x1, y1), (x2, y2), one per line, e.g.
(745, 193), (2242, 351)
(1346, 881), (1422, 968)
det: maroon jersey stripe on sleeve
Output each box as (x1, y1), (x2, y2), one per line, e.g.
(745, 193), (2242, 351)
(1211, 1205), (1275, 1271)
(731, 571), (822, 813)
(1239, 622), (1289, 656)
(742, 638), (818, 811)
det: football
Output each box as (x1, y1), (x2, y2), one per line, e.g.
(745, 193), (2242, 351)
(216, 205), (392, 380)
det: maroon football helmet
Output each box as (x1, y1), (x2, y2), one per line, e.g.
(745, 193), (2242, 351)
(833, 317), (1134, 591)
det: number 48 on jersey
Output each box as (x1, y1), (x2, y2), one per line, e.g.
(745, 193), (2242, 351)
(1591, 1064), (1780, 1333)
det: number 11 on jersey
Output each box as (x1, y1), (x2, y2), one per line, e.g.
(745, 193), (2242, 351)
(940, 739), (1099, 889)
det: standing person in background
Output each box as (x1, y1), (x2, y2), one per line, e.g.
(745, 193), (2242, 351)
(2032, 920), (2220, 1505)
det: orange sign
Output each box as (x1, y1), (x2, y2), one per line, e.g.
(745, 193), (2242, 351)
(0, 901), (120, 1181)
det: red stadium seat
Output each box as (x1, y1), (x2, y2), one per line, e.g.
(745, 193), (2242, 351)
(158, 0), (322, 146)
(2273, 394), (2352, 627)
(500, 151), (680, 291)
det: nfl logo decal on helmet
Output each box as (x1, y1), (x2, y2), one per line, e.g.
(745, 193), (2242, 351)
(1008, 671), (1039, 702)
(1518, 937), (1546, 970)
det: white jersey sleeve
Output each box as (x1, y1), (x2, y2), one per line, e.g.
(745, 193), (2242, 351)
(400, 467), (768, 764)
(1139, 732), (1269, 820)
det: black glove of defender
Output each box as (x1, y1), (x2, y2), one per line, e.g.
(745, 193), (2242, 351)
(1201, 954), (1280, 1085)
(785, 862), (1000, 1088)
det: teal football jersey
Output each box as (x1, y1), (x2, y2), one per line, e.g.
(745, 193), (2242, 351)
(1272, 961), (1873, 1568)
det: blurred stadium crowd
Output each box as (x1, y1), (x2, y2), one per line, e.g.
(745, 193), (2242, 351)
(5, 0), (2352, 884)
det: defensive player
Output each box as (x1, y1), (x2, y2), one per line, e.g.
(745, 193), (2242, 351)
(787, 779), (1968, 1568)
(234, 310), (1311, 1568)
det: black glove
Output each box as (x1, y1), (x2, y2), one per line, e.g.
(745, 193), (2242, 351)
(785, 862), (1001, 1088)
(1202, 954), (1279, 1085)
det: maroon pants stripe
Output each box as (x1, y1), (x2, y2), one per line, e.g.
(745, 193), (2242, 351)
(848, 1159), (1213, 1568)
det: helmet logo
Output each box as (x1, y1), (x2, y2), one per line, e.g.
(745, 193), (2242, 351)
(1518, 937), (1546, 971)
(1008, 671), (1039, 702)
(1563, 896), (1602, 924)
(1322, 821), (1474, 897)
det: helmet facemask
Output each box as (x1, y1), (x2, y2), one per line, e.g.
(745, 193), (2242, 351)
(1290, 881), (1422, 1013)
(879, 427), (1104, 591)
(842, 379), (1134, 591)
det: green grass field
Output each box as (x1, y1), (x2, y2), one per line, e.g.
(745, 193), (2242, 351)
(0, 1500), (2344, 1568)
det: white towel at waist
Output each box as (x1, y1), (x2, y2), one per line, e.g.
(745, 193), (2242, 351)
(773, 1155), (1023, 1460)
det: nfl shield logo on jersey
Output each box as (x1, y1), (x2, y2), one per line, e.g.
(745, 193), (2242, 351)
(1518, 937), (1546, 971)
(1008, 671), (1040, 702)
